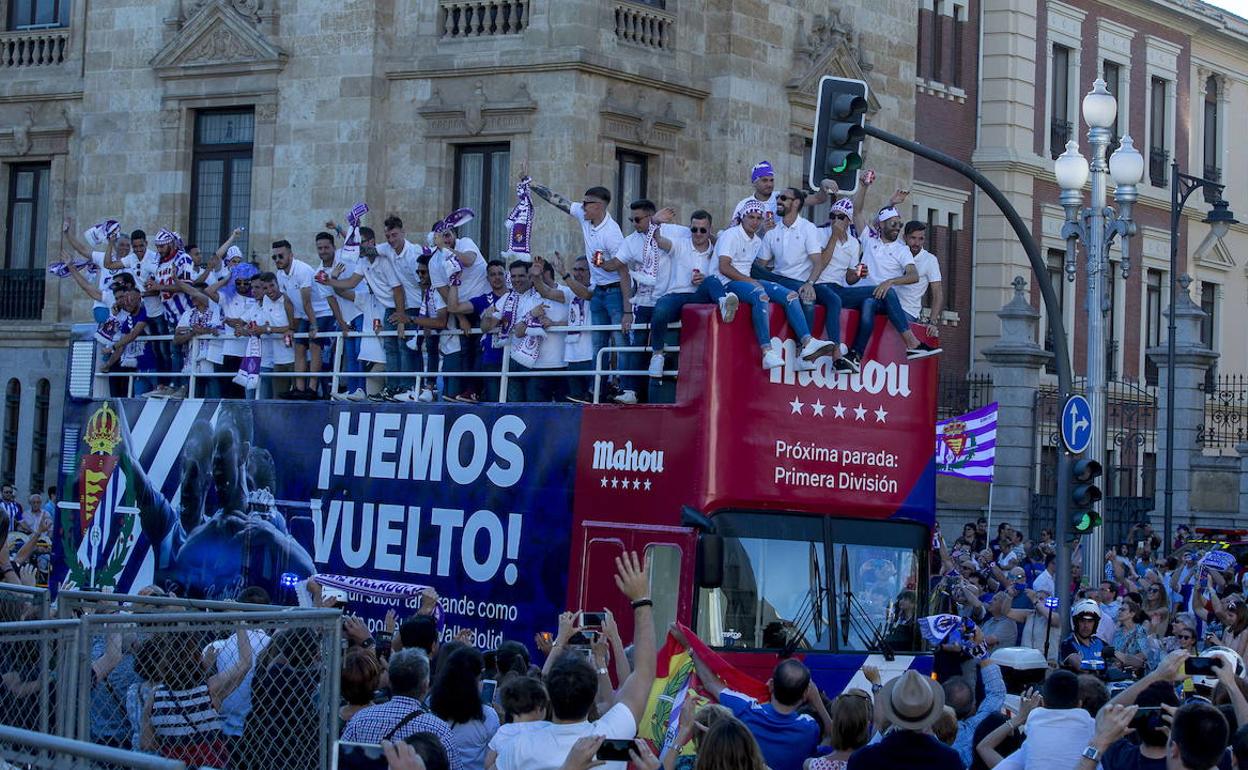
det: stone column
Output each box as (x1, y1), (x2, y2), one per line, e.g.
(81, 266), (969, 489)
(1237, 443), (1248, 516)
(982, 277), (1052, 521)
(1147, 275), (1218, 530)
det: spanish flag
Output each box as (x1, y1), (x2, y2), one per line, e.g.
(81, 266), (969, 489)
(639, 624), (768, 755)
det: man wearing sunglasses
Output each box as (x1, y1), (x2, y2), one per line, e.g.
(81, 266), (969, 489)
(532, 182), (632, 398)
(760, 187), (856, 372)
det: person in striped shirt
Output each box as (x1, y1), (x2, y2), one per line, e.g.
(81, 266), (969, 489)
(145, 229), (196, 397)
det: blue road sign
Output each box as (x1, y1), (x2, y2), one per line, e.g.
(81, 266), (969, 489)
(1061, 395), (1092, 454)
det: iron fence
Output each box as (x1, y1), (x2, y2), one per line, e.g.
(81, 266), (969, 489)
(936, 372), (993, 421)
(0, 724), (185, 770)
(0, 620), (81, 738)
(0, 584), (50, 620)
(1197, 373), (1248, 450)
(71, 609), (342, 770)
(0, 269), (44, 320)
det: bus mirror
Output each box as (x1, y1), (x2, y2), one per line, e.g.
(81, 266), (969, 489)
(699, 533), (723, 589)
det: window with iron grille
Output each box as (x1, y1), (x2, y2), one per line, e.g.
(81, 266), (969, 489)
(2, 380), (19, 487)
(1149, 77), (1169, 187)
(951, 5), (963, 88)
(3, 163), (50, 320)
(1050, 45), (1073, 160)
(29, 379), (49, 496)
(1043, 249), (1066, 373)
(1200, 281), (1217, 390)
(190, 109), (254, 259)
(453, 143), (511, 261)
(1145, 270), (1162, 386)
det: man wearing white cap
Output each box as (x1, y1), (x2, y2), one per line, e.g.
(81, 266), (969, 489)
(846, 172), (941, 361)
(845, 669), (963, 769)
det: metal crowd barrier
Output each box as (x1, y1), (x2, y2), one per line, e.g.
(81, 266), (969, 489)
(71, 609), (342, 770)
(90, 319), (685, 403)
(0, 620), (81, 738)
(56, 589), (290, 619)
(0, 584), (51, 620)
(0, 724), (185, 769)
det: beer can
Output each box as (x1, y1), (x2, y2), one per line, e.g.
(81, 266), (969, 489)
(373, 318), (382, 333)
(863, 169), (877, 185)
(592, 250), (604, 267)
(857, 263), (868, 278)
(283, 333), (293, 347)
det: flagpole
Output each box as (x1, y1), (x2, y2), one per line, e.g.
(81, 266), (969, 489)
(986, 481), (994, 538)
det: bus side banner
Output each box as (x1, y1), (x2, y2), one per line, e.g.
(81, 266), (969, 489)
(54, 398), (580, 646)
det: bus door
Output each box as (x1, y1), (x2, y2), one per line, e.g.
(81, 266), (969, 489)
(576, 521), (697, 653)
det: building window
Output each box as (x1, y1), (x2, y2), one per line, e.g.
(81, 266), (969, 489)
(1044, 249), (1066, 372)
(453, 143), (511, 260)
(190, 109), (254, 258)
(614, 150), (649, 225)
(1200, 281), (1218, 389)
(951, 5), (963, 88)
(29, 379), (48, 496)
(3, 163), (50, 320)
(1103, 60), (1122, 155)
(931, 0), (944, 83)
(1051, 45), (1073, 160)
(7, 0), (69, 30)
(1204, 75), (1221, 188)
(945, 212), (958, 310)
(1145, 269), (1162, 387)
(1149, 77), (1169, 187)
(2, 380), (18, 487)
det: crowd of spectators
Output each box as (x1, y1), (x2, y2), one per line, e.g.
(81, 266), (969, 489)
(57, 163), (943, 405)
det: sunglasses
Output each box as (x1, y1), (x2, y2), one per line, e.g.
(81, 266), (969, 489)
(777, 195), (793, 202)
(271, 254), (283, 260)
(689, 227), (709, 234)
(830, 213), (849, 220)
(1178, 634), (1195, 640)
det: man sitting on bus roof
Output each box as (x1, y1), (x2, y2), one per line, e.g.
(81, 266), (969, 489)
(671, 627), (832, 770)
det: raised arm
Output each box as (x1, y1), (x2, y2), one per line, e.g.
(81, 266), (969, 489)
(212, 227), (244, 261)
(610, 552), (657, 724)
(208, 628), (254, 709)
(62, 218), (95, 260)
(530, 182), (574, 215)
(65, 254), (103, 301)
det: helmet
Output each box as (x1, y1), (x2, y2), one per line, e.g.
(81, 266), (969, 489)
(1192, 645), (1246, 690)
(1071, 599), (1101, 620)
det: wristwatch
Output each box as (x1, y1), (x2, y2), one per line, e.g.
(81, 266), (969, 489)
(1081, 746), (1100, 762)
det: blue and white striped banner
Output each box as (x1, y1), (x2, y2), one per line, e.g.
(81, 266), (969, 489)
(936, 402), (998, 483)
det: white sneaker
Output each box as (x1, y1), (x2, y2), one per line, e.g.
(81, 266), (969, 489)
(392, 388), (419, 402)
(794, 356), (819, 372)
(417, 387), (435, 403)
(334, 388), (366, 402)
(762, 349), (784, 370)
(614, 390), (639, 405)
(166, 385), (188, 399)
(800, 338), (836, 361)
(648, 353), (665, 379)
(719, 293), (739, 323)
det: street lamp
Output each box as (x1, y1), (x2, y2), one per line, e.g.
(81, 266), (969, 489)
(1053, 78), (1144, 576)
(1164, 165), (1238, 554)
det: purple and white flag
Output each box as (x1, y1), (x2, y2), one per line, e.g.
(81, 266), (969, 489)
(936, 402), (998, 483)
(48, 260), (98, 277)
(1200, 550), (1237, 572)
(83, 219), (121, 248)
(346, 202), (369, 228)
(310, 573), (444, 623)
(919, 613), (962, 645)
(502, 176), (533, 261)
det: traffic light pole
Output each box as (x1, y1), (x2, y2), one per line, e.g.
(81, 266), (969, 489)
(862, 123), (1076, 635)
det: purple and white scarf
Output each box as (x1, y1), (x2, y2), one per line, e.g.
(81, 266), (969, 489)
(566, 294), (587, 342)
(492, 289), (521, 348)
(346, 202), (369, 228)
(632, 222), (662, 287)
(83, 219), (121, 248)
(233, 335), (262, 390)
(510, 297), (547, 368)
(502, 176), (533, 260)
(48, 259), (98, 277)
(308, 573), (444, 623)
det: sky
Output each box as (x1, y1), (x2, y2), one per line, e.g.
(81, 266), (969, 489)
(1206, 0), (1248, 19)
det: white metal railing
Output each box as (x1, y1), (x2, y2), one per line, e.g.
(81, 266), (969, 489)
(0, 27), (69, 67)
(438, 0), (529, 38)
(613, 1), (674, 51)
(88, 320), (680, 404)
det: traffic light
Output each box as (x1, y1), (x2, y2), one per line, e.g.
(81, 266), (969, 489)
(810, 76), (869, 194)
(1070, 458), (1104, 534)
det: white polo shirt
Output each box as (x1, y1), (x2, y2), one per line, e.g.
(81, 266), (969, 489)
(814, 230), (862, 287)
(378, 239), (423, 312)
(617, 224), (689, 308)
(91, 250), (139, 310)
(315, 255), (361, 324)
(711, 225), (759, 287)
(662, 238), (714, 296)
(511, 290), (569, 370)
(761, 216), (823, 282)
(259, 294), (295, 366)
(860, 229), (915, 285)
(894, 248), (943, 319)
(559, 285), (593, 364)
(359, 255), (402, 309)
(135, 250), (163, 316)
(429, 237), (487, 301)
(570, 202), (626, 287)
(276, 259), (316, 320)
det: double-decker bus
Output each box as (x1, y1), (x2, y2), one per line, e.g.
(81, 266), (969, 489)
(53, 302), (937, 693)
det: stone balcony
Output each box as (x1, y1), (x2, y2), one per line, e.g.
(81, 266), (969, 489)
(0, 26), (69, 69)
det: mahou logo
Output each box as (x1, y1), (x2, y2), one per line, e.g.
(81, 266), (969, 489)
(591, 440), (666, 473)
(767, 338), (912, 397)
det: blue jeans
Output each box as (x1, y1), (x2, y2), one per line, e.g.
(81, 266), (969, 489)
(624, 305), (654, 396)
(566, 360), (593, 400)
(590, 284), (626, 392)
(398, 307), (422, 391)
(342, 315), (364, 393)
(759, 281), (813, 340)
(479, 353), (502, 403)
(509, 363), (565, 403)
(441, 350), (463, 399)
(769, 274), (843, 343)
(831, 284), (911, 354)
(650, 281), (726, 353)
(724, 280), (771, 348)
(382, 315), (402, 391)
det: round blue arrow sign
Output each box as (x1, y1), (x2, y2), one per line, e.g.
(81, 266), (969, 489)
(1061, 395), (1092, 455)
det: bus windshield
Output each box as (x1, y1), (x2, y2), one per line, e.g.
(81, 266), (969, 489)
(695, 513), (926, 653)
